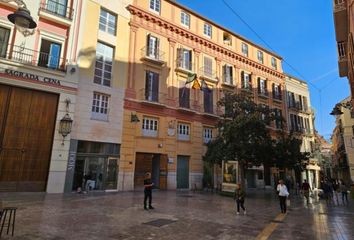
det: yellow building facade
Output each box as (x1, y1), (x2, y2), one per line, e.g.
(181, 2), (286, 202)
(331, 97), (354, 184)
(63, 0), (132, 192)
(120, 0), (286, 190)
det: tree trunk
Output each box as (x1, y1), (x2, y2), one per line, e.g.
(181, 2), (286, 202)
(239, 162), (246, 189)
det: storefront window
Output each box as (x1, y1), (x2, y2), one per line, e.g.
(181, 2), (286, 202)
(223, 161), (237, 183)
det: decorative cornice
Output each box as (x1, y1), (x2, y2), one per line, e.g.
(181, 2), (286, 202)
(127, 5), (285, 80)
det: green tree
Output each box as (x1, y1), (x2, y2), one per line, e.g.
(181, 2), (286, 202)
(204, 92), (275, 187)
(273, 130), (310, 182)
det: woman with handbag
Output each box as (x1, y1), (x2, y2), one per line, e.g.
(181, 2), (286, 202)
(277, 180), (289, 214)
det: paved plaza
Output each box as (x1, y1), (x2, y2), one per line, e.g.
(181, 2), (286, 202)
(0, 190), (353, 240)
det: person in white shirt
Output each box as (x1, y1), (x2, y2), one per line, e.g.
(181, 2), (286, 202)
(277, 180), (289, 213)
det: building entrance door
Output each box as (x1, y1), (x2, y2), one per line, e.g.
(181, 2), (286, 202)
(0, 84), (58, 191)
(177, 155), (189, 189)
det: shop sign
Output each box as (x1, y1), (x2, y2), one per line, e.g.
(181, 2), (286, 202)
(2, 68), (61, 86)
(67, 152), (76, 171)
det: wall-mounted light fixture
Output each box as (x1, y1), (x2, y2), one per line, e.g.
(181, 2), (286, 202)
(131, 113), (140, 123)
(59, 99), (73, 145)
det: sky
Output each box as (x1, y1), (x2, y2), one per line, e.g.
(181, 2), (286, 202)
(176, 0), (349, 141)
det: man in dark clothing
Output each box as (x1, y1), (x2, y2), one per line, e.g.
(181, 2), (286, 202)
(301, 179), (311, 203)
(144, 172), (154, 210)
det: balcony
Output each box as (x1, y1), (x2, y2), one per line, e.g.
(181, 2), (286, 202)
(258, 89), (269, 98)
(337, 42), (348, 77)
(39, 1), (74, 23)
(0, 44), (67, 72)
(141, 46), (165, 65)
(273, 93), (282, 102)
(333, 0), (348, 42)
(203, 104), (219, 117)
(176, 59), (195, 75)
(138, 88), (167, 107)
(222, 75), (236, 87)
(241, 85), (253, 95)
(199, 66), (217, 82)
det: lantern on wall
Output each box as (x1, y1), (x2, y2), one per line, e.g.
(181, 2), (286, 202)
(59, 99), (73, 145)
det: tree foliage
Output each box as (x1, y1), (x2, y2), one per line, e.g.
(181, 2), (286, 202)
(203, 92), (308, 187)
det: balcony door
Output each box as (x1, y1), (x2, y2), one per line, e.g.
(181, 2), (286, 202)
(147, 34), (159, 59)
(38, 39), (62, 70)
(145, 71), (159, 102)
(47, 0), (68, 17)
(0, 27), (10, 58)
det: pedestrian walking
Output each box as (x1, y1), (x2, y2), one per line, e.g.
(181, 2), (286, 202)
(340, 181), (349, 205)
(143, 172), (154, 210)
(277, 180), (289, 214)
(301, 179), (311, 203)
(333, 179), (340, 205)
(234, 184), (246, 215)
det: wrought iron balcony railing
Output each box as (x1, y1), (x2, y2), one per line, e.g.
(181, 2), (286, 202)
(199, 66), (217, 80)
(40, 0), (74, 20)
(0, 44), (67, 72)
(141, 46), (165, 62)
(258, 88), (269, 97)
(139, 88), (167, 105)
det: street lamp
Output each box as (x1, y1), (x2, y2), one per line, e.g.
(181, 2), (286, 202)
(0, 0), (37, 36)
(59, 99), (73, 145)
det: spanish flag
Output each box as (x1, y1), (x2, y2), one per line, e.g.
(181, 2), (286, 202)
(186, 73), (201, 89)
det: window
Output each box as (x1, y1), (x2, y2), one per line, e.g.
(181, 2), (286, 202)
(258, 78), (267, 95)
(177, 48), (192, 70)
(99, 9), (117, 35)
(203, 128), (213, 144)
(223, 32), (232, 46)
(203, 56), (213, 77)
(271, 57), (277, 70)
(94, 42), (113, 87)
(145, 71), (159, 102)
(142, 117), (158, 137)
(0, 27), (10, 58)
(181, 11), (190, 28)
(150, 0), (160, 13)
(257, 50), (264, 63)
(204, 23), (212, 38)
(241, 71), (251, 90)
(204, 88), (213, 114)
(288, 92), (295, 108)
(179, 84), (190, 108)
(178, 123), (190, 141)
(241, 43), (248, 56)
(38, 39), (62, 70)
(223, 65), (233, 84)
(91, 92), (109, 121)
(303, 96), (308, 111)
(274, 109), (282, 129)
(47, 0), (68, 17)
(272, 83), (281, 100)
(146, 34), (160, 59)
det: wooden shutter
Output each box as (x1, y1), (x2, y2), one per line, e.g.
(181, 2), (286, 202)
(241, 71), (244, 88)
(229, 66), (233, 85)
(222, 65), (227, 82)
(249, 74), (252, 89)
(146, 34), (151, 55)
(155, 38), (160, 58)
(272, 83), (275, 98)
(188, 50), (192, 70)
(152, 72), (159, 102)
(257, 77), (261, 93)
(177, 48), (182, 67)
(278, 85), (282, 100)
(145, 71), (150, 100)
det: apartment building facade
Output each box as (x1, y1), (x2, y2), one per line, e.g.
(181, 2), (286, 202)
(63, 0), (131, 192)
(121, 0), (286, 191)
(0, 0), (81, 192)
(331, 97), (354, 184)
(333, 0), (354, 106)
(285, 75), (320, 189)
